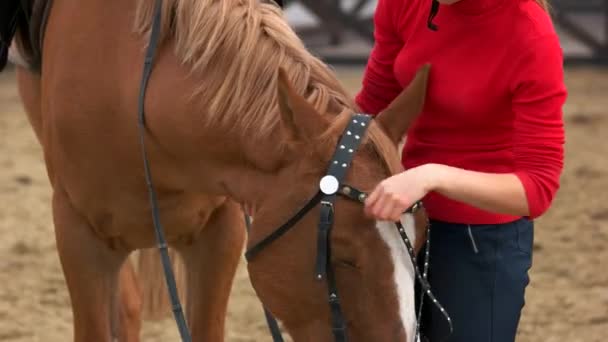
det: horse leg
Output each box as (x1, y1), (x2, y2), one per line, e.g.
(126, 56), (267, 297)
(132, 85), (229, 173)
(52, 188), (128, 342)
(177, 201), (246, 341)
(113, 259), (142, 342)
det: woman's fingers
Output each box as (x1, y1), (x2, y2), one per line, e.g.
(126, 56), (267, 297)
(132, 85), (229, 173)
(385, 194), (409, 221)
(364, 184), (383, 217)
(365, 190), (407, 221)
(377, 195), (398, 220)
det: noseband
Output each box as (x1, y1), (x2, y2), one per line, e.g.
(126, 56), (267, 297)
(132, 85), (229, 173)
(137, 1), (452, 341)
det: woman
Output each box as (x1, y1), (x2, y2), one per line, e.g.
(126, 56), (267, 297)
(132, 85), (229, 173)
(358, 0), (566, 341)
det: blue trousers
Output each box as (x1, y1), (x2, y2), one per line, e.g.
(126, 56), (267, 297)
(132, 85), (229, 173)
(416, 218), (534, 342)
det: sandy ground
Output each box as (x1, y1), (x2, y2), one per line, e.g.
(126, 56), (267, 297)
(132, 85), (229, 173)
(0, 65), (606, 341)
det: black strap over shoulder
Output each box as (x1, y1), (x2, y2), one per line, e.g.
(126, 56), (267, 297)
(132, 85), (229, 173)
(137, 0), (191, 341)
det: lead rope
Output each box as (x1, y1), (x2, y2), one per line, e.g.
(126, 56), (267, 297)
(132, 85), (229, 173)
(137, 0), (192, 340)
(415, 218), (431, 342)
(396, 220), (453, 342)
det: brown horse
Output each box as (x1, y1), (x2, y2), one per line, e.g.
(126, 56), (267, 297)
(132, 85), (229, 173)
(13, 54), (148, 342)
(10, 0), (431, 341)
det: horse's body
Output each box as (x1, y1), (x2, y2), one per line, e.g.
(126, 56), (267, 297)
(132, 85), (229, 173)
(14, 62), (148, 341)
(10, 0), (431, 341)
(16, 1), (245, 340)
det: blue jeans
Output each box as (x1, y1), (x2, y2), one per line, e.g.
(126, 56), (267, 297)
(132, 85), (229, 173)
(416, 218), (534, 342)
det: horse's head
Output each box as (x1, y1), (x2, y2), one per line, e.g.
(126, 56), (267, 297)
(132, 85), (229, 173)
(247, 64), (431, 341)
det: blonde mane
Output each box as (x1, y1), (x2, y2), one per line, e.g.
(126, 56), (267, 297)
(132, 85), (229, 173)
(133, 0), (400, 173)
(134, 0), (352, 135)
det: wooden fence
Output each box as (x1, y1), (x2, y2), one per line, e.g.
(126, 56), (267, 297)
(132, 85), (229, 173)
(286, 0), (608, 65)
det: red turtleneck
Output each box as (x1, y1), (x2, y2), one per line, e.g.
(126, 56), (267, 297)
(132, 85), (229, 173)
(356, 0), (567, 223)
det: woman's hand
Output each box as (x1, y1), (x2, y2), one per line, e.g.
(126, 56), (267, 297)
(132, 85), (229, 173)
(364, 163), (531, 220)
(364, 164), (439, 221)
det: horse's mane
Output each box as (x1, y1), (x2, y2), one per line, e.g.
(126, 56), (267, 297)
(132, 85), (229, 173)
(134, 0), (348, 135)
(133, 0), (400, 173)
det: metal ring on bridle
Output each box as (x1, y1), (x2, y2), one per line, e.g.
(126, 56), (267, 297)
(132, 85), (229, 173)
(320, 175), (340, 195)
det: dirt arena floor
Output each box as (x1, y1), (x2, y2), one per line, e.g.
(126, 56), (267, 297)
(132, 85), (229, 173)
(0, 65), (606, 342)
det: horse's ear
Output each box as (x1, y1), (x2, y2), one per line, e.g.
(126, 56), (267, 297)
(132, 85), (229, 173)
(375, 64), (431, 145)
(277, 68), (330, 142)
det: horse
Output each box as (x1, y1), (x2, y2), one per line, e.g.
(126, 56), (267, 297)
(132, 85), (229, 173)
(9, 0), (431, 341)
(13, 57), (192, 340)
(11, 37), (150, 342)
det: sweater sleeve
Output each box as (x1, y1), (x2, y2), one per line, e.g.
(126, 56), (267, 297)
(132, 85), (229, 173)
(510, 33), (567, 219)
(355, 0), (406, 115)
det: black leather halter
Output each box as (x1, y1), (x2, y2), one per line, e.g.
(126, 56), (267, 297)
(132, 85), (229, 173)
(247, 114), (388, 341)
(244, 113), (453, 342)
(137, 1), (452, 341)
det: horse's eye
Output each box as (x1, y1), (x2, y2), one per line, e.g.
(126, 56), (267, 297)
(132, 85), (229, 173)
(333, 258), (361, 271)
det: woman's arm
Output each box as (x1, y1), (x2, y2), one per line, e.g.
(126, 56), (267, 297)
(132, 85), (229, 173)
(363, 164), (529, 221)
(355, 0), (407, 114)
(429, 164), (529, 216)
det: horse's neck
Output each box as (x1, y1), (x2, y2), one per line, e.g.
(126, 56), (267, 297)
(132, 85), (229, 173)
(192, 105), (342, 208)
(187, 122), (288, 205)
(150, 50), (347, 206)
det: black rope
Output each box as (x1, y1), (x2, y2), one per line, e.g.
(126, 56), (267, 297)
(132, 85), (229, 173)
(414, 218), (431, 342)
(137, 0), (191, 340)
(396, 221), (453, 341)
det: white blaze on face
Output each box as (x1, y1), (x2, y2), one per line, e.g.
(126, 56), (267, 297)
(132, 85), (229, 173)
(375, 214), (417, 342)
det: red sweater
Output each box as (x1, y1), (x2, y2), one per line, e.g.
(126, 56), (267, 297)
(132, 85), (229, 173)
(356, 0), (567, 224)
